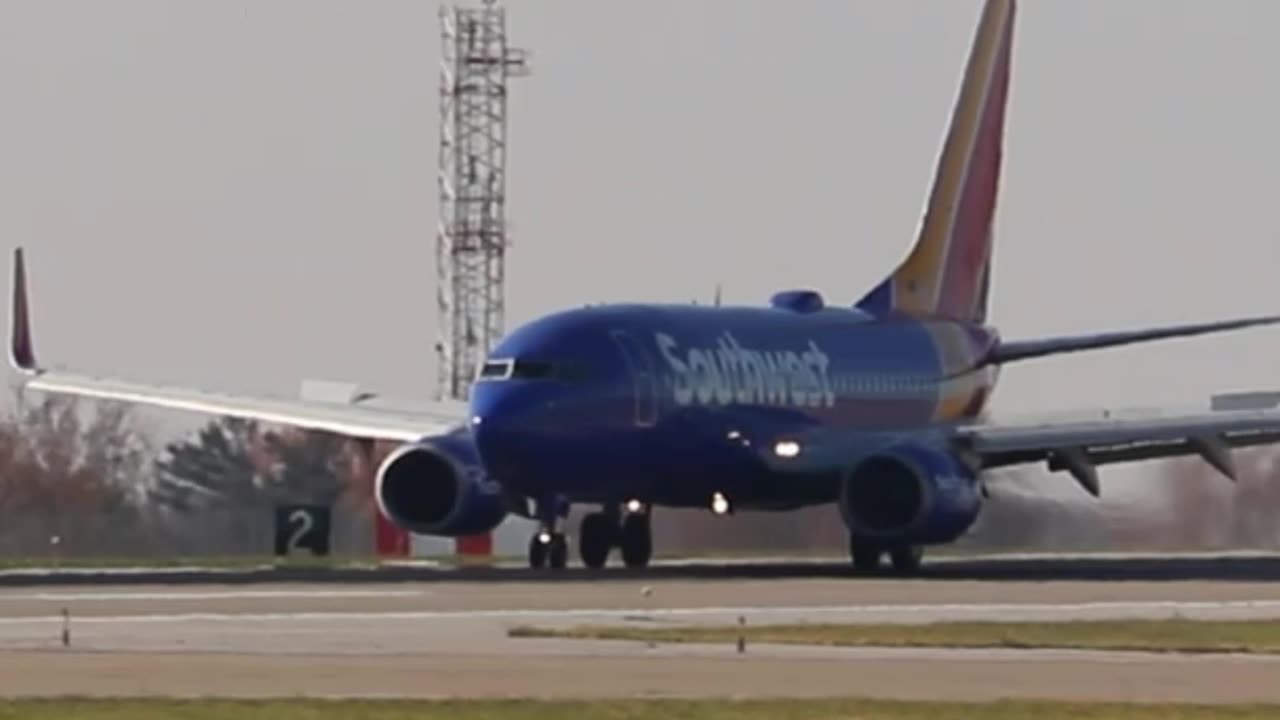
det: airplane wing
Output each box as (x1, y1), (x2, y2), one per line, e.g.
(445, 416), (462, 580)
(953, 408), (1280, 496)
(762, 405), (1280, 499)
(9, 248), (463, 443)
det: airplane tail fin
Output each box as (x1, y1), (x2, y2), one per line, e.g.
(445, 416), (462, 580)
(855, 0), (1015, 323)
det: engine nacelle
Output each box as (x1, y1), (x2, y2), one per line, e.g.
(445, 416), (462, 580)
(374, 429), (509, 537)
(838, 445), (982, 545)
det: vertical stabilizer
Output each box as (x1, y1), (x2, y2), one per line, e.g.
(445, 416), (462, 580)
(856, 0), (1015, 323)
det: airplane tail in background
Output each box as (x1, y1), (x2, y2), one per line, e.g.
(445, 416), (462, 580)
(855, 0), (1015, 324)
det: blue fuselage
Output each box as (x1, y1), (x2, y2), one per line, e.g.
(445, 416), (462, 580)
(468, 301), (1000, 511)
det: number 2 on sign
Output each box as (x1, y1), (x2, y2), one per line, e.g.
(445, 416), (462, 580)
(288, 508), (314, 551)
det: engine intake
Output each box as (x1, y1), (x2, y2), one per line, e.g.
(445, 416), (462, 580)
(838, 446), (982, 545)
(374, 429), (509, 537)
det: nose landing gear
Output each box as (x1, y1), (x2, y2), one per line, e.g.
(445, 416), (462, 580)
(528, 529), (568, 570)
(527, 496), (570, 570)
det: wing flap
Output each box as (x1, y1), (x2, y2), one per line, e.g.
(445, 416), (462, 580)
(961, 409), (1280, 456)
(957, 409), (1280, 496)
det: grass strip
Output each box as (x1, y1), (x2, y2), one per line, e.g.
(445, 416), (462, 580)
(509, 618), (1280, 654)
(2, 699), (1280, 720)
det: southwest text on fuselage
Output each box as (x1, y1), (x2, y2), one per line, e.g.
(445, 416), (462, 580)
(654, 331), (836, 409)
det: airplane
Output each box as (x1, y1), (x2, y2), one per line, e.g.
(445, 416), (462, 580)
(12, 0), (1280, 574)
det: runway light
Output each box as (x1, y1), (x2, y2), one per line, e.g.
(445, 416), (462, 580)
(626, 499), (644, 514)
(773, 440), (801, 458)
(711, 492), (731, 515)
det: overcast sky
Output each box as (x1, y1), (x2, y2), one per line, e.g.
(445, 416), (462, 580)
(2, 0), (1279, 455)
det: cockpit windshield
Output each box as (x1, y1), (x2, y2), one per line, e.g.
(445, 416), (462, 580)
(479, 360), (513, 379)
(511, 360), (555, 379)
(477, 358), (587, 382)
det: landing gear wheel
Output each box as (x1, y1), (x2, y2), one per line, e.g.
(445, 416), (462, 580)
(850, 541), (882, 574)
(889, 545), (923, 574)
(619, 513), (652, 569)
(529, 532), (568, 570)
(547, 533), (568, 570)
(528, 533), (547, 570)
(579, 512), (614, 569)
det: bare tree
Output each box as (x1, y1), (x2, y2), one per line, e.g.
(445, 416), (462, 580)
(0, 391), (155, 556)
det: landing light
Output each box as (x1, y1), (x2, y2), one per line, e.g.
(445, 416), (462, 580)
(626, 499), (644, 514)
(537, 531), (551, 544)
(711, 492), (732, 515)
(773, 440), (801, 458)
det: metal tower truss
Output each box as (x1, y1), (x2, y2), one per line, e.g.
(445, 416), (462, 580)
(436, 0), (529, 401)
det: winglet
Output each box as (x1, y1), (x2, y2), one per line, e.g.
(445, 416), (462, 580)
(10, 247), (37, 374)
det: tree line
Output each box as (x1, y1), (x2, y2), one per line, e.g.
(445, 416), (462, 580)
(3, 387), (1280, 560)
(0, 390), (373, 558)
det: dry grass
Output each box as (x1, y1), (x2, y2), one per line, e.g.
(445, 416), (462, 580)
(1, 699), (1278, 720)
(509, 618), (1280, 655)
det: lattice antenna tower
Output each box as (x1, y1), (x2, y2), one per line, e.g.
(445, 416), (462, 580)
(436, 0), (529, 401)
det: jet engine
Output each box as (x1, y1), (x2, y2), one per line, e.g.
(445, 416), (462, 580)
(374, 429), (509, 537)
(838, 445), (982, 545)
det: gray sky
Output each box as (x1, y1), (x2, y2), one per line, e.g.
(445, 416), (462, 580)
(3, 0), (1280, 449)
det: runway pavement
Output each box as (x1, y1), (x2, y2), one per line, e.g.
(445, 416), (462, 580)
(4, 555), (1280, 701)
(11, 549), (1280, 585)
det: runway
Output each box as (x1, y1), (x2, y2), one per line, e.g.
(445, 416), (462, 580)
(4, 555), (1280, 702)
(11, 549), (1280, 585)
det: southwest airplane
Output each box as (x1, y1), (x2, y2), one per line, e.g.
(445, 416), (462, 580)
(11, 0), (1280, 573)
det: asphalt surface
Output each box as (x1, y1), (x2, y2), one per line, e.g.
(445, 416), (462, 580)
(10, 549), (1280, 585)
(3, 554), (1280, 701)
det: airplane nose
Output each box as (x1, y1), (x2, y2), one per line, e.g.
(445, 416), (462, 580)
(469, 384), (534, 464)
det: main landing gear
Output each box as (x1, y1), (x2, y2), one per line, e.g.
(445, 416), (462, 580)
(527, 501), (653, 570)
(849, 537), (924, 575)
(579, 504), (652, 570)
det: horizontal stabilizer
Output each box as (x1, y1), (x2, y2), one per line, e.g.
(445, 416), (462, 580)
(988, 314), (1280, 365)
